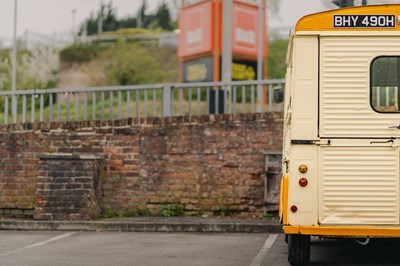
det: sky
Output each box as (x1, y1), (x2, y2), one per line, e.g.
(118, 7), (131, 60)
(0, 0), (331, 39)
(0, 0), (394, 41)
(0, 0), (166, 39)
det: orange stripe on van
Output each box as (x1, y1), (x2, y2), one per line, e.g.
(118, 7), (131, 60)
(284, 225), (400, 237)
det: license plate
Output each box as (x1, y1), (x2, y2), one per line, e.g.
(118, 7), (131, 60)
(333, 15), (396, 28)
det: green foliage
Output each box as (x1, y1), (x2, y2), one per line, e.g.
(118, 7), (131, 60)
(219, 210), (230, 217)
(118, 17), (137, 30)
(106, 46), (156, 85)
(103, 207), (151, 218)
(160, 204), (184, 217)
(79, 0), (175, 36)
(111, 174), (123, 187)
(263, 212), (274, 220)
(137, 207), (150, 217)
(122, 207), (151, 217)
(0, 49), (11, 61)
(0, 47), (58, 115)
(60, 44), (102, 64)
(136, 0), (151, 29)
(101, 28), (152, 36)
(104, 209), (119, 218)
(267, 38), (289, 79)
(153, 1), (173, 30)
(79, 1), (119, 36)
(101, 43), (178, 85)
(122, 209), (138, 217)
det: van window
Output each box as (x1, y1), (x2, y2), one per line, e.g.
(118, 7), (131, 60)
(371, 57), (400, 112)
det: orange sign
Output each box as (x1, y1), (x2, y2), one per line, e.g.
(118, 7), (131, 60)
(232, 2), (262, 57)
(178, 1), (213, 58)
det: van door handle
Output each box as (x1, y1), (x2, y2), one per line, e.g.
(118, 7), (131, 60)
(370, 139), (398, 147)
(389, 125), (400, 129)
(370, 140), (394, 144)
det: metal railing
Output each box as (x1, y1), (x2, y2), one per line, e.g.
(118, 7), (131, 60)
(0, 79), (284, 125)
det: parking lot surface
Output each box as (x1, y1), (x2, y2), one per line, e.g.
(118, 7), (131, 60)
(3, 231), (400, 265)
(0, 231), (275, 266)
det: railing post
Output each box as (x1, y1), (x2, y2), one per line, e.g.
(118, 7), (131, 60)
(162, 84), (172, 117)
(257, 83), (263, 113)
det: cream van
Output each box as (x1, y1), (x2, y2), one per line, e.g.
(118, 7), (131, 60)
(280, 4), (400, 266)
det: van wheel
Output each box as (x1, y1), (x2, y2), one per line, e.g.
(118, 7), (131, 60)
(288, 234), (311, 266)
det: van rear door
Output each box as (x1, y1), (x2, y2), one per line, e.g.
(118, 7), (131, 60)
(319, 35), (400, 225)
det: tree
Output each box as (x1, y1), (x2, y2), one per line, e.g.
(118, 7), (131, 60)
(79, 1), (119, 35)
(267, 38), (289, 79)
(153, 1), (172, 30)
(136, 0), (150, 28)
(102, 2), (119, 32)
(78, 0), (176, 35)
(118, 17), (136, 29)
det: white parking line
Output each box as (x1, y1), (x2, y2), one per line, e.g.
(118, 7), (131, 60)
(0, 232), (76, 258)
(249, 234), (278, 266)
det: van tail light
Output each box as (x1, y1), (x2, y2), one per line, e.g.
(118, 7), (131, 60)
(290, 205), (298, 212)
(299, 178), (308, 187)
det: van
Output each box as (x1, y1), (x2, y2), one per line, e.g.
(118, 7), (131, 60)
(280, 4), (400, 265)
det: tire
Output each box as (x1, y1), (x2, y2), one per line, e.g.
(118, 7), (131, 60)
(288, 234), (311, 266)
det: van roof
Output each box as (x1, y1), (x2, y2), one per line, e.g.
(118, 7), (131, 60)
(296, 4), (400, 32)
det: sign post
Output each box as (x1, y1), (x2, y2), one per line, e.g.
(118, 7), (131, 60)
(257, 0), (264, 112)
(12, 0), (18, 123)
(222, 0), (232, 83)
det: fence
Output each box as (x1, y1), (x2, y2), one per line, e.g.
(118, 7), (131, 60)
(84, 32), (178, 47)
(0, 79), (284, 125)
(372, 86), (399, 111)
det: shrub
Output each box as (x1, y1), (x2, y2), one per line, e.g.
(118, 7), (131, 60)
(122, 209), (138, 217)
(103, 209), (119, 218)
(99, 43), (178, 85)
(160, 204), (184, 217)
(60, 44), (101, 64)
(0, 47), (58, 117)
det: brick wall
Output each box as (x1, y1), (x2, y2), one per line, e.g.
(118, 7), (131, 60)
(0, 113), (283, 218)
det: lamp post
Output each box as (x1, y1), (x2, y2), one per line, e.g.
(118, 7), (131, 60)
(71, 8), (77, 42)
(72, 9), (77, 35)
(11, 0), (18, 123)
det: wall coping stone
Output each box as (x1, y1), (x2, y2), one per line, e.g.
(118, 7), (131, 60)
(0, 112), (283, 133)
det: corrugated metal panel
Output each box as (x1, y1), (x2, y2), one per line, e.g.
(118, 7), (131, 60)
(320, 146), (399, 225)
(320, 37), (400, 137)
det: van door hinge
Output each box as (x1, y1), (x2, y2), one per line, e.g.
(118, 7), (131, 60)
(291, 139), (331, 145)
(314, 139), (331, 146)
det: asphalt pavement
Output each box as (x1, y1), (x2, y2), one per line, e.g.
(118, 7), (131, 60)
(2, 217), (399, 265)
(0, 231), (276, 266)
